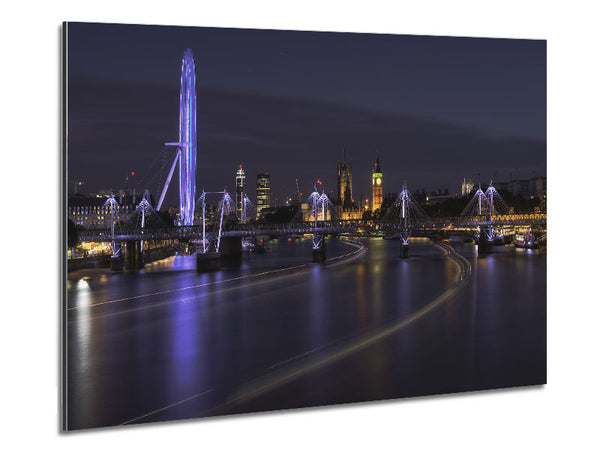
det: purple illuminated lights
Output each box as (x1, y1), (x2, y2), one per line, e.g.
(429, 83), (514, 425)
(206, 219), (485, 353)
(178, 49), (197, 226)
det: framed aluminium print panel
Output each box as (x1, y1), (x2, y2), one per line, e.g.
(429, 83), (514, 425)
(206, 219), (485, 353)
(63, 22), (546, 431)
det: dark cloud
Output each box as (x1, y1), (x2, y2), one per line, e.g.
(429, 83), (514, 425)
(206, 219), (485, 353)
(66, 23), (546, 205)
(68, 77), (545, 204)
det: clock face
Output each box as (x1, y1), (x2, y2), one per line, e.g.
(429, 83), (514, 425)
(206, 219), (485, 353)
(376, 178), (381, 185)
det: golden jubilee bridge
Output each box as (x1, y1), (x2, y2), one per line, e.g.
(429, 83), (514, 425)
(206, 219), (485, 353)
(74, 183), (545, 271)
(76, 213), (547, 243)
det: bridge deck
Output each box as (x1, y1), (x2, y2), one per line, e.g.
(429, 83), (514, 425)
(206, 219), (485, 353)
(76, 213), (546, 242)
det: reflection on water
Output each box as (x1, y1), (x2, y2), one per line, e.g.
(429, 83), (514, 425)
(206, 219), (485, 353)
(67, 238), (546, 430)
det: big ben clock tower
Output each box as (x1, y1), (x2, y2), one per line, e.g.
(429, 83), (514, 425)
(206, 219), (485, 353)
(372, 153), (383, 211)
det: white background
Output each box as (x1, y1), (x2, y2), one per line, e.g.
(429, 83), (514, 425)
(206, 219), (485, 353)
(1, 1), (598, 448)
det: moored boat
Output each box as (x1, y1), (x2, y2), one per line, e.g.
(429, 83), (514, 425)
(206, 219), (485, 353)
(514, 228), (539, 249)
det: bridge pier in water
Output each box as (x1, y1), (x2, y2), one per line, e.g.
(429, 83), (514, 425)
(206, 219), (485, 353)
(477, 226), (495, 254)
(196, 252), (221, 272)
(220, 236), (243, 267)
(312, 236), (327, 262)
(478, 238), (495, 254)
(124, 240), (145, 270)
(110, 254), (124, 271)
(196, 236), (242, 272)
(401, 242), (409, 259)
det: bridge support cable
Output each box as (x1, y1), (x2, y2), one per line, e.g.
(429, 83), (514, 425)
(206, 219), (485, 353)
(135, 190), (154, 256)
(198, 190), (207, 253)
(381, 183), (431, 256)
(156, 147), (181, 212)
(461, 184), (487, 217)
(103, 196), (122, 259)
(460, 181), (511, 248)
(307, 186), (336, 251)
(216, 191), (234, 253)
(242, 194), (254, 225)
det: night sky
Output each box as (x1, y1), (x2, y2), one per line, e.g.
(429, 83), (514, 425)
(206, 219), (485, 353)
(67, 22), (546, 205)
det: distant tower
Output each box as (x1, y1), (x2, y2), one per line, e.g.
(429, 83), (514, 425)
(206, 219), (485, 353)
(256, 171), (271, 218)
(372, 153), (383, 211)
(236, 165), (246, 220)
(337, 150), (353, 209)
(461, 178), (475, 196)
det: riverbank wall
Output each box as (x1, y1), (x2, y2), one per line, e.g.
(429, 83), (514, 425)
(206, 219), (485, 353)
(67, 245), (176, 272)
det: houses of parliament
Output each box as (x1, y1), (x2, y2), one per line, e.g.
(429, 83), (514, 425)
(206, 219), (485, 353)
(337, 152), (383, 220)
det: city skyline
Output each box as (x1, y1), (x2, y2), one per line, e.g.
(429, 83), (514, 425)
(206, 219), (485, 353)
(64, 22), (547, 432)
(68, 153), (542, 210)
(67, 23), (546, 207)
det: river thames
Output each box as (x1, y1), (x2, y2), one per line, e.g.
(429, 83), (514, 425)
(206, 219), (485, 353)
(66, 237), (546, 430)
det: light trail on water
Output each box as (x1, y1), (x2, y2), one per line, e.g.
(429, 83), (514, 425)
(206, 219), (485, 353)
(221, 243), (471, 406)
(68, 239), (366, 313)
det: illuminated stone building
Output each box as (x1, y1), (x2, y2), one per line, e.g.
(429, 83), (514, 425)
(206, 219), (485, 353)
(301, 202), (332, 222)
(372, 153), (383, 211)
(528, 176), (547, 200)
(336, 152), (362, 220)
(461, 178), (474, 196)
(508, 179), (530, 197)
(68, 194), (137, 229)
(337, 153), (353, 210)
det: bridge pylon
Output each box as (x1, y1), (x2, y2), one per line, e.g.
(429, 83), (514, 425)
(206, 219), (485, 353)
(102, 195), (125, 270)
(381, 182), (430, 258)
(461, 181), (510, 253)
(307, 187), (334, 261)
(195, 190), (241, 272)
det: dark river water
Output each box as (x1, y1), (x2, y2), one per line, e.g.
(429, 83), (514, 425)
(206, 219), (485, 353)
(66, 236), (546, 430)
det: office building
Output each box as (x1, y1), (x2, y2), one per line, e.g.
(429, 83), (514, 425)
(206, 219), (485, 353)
(256, 171), (271, 219)
(235, 165), (246, 220)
